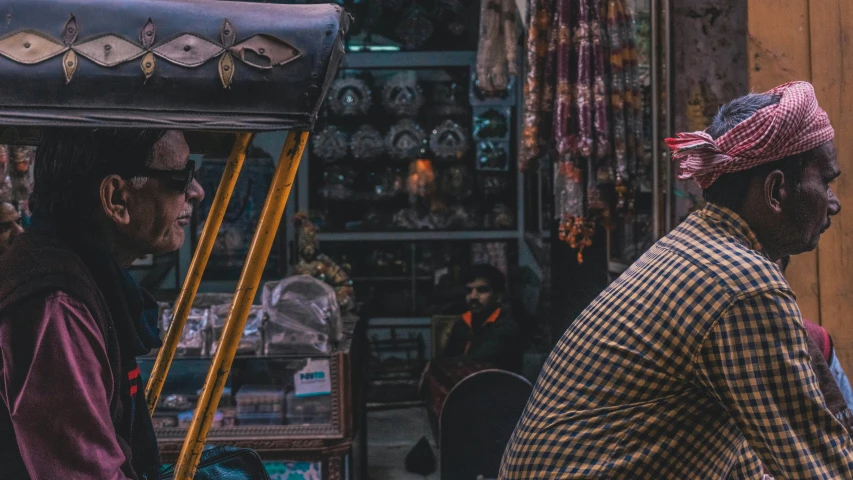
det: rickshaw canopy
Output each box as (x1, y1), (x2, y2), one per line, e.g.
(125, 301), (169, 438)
(0, 0), (348, 138)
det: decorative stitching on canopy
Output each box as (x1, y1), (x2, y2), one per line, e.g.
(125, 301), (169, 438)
(0, 14), (303, 86)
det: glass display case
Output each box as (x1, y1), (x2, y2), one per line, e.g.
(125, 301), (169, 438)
(140, 343), (353, 459)
(140, 292), (369, 479)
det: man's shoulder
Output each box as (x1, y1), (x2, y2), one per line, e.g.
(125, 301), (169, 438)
(656, 216), (788, 296)
(0, 289), (92, 320)
(0, 232), (99, 314)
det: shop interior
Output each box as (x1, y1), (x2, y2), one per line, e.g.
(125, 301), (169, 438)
(0, 0), (681, 478)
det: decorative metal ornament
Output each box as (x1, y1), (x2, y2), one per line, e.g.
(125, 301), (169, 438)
(473, 107), (510, 140)
(394, 7), (434, 49)
(386, 119), (427, 160)
(429, 82), (468, 116)
(480, 173), (508, 197)
(312, 125), (349, 162)
(440, 164), (472, 200)
(381, 73), (423, 117)
(429, 119), (469, 159)
(350, 125), (384, 160)
(328, 78), (372, 116)
(476, 140), (509, 171)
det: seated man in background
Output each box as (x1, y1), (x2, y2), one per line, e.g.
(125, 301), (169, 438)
(441, 264), (521, 372)
(0, 201), (23, 256)
(407, 265), (523, 475)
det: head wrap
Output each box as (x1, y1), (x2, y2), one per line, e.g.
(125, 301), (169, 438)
(666, 81), (834, 189)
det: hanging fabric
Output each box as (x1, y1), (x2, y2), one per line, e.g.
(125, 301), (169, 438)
(521, 0), (644, 263)
(476, 0), (520, 95)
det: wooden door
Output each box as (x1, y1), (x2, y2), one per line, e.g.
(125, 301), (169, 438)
(749, 0), (853, 373)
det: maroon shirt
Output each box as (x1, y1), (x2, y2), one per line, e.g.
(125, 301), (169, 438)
(0, 291), (129, 479)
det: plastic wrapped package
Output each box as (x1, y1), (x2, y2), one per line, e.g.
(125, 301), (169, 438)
(262, 275), (343, 356)
(161, 307), (209, 357)
(191, 293), (235, 309)
(210, 304), (264, 356)
(286, 391), (332, 425)
(236, 385), (285, 425)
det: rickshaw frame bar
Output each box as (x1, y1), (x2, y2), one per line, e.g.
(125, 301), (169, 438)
(146, 132), (255, 417)
(172, 130), (309, 479)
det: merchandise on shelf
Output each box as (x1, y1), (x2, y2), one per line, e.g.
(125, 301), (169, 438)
(327, 77), (373, 117)
(429, 119), (470, 160)
(350, 125), (385, 160)
(262, 275), (343, 356)
(286, 390), (333, 425)
(210, 304), (264, 356)
(386, 119), (428, 159)
(161, 307), (209, 357)
(236, 385), (285, 426)
(475, 0), (520, 95)
(293, 212), (357, 313)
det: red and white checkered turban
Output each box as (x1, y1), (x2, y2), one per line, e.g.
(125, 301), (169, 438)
(666, 81), (834, 189)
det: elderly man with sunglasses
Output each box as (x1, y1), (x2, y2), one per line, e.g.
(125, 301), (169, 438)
(0, 129), (203, 479)
(0, 201), (23, 256)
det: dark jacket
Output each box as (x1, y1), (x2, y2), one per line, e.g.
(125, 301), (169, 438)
(0, 228), (161, 479)
(443, 306), (522, 372)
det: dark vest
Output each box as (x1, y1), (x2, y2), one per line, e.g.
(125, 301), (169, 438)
(0, 230), (159, 479)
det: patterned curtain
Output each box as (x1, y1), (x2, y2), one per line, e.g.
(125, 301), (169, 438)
(520, 0), (646, 263)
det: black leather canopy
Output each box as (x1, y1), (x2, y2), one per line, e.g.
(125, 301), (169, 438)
(0, 0), (349, 134)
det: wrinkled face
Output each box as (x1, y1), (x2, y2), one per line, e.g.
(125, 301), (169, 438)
(117, 131), (204, 255)
(785, 141), (841, 254)
(465, 278), (501, 315)
(0, 202), (22, 256)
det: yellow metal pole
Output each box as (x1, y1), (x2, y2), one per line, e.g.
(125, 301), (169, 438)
(172, 130), (309, 480)
(146, 132), (254, 416)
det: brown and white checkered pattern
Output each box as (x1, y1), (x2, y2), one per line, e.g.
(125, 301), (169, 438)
(666, 81), (834, 189)
(500, 204), (853, 479)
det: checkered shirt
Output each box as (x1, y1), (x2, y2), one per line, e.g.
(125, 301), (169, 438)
(499, 203), (853, 479)
(666, 81), (834, 189)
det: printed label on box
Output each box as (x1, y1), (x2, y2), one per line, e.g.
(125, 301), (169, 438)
(294, 359), (331, 397)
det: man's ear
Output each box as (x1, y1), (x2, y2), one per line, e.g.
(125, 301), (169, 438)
(764, 170), (787, 214)
(100, 175), (131, 225)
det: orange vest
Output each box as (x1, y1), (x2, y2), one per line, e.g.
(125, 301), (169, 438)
(460, 308), (501, 355)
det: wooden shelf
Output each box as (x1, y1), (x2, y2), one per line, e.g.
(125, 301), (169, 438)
(318, 230), (521, 242)
(341, 50), (476, 69)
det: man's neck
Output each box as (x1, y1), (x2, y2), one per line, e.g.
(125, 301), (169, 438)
(471, 305), (500, 324)
(99, 226), (143, 268)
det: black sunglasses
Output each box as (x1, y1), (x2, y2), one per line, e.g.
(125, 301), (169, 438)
(124, 160), (196, 193)
(0, 217), (22, 231)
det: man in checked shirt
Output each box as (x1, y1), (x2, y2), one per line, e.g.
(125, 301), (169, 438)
(500, 81), (851, 479)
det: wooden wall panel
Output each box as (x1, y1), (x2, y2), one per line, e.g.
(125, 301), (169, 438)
(809, 0), (853, 374)
(747, 0), (821, 323)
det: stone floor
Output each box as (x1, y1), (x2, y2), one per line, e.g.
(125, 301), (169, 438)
(367, 407), (438, 480)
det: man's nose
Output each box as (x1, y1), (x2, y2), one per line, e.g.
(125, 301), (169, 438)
(829, 189), (841, 216)
(187, 178), (205, 204)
